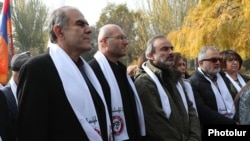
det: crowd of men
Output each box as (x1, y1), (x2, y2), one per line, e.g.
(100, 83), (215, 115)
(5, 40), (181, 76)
(1, 6), (249, 141)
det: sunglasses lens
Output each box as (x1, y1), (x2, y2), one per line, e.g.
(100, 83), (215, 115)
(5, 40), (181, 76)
(211, 58), (221, 63)
(211, 58), (217, 62)
(202, 58), (221, 63)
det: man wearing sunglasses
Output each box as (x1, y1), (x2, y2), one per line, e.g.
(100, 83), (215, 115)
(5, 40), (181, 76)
(189, 46), (238, 139)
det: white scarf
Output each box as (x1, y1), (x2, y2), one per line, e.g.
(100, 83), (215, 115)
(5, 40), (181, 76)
(198, 67), (235, 118)
(176, 81), (188, 114)
(142, 62), (171, 118)
(49, 44), (112, 141)
(182, 80), (198, 115)
(94, 51), (145, 140)
(9, 77), (17, 104)
(225, 72), (246, 93)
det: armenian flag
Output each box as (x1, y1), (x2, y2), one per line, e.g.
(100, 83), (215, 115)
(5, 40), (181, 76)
(0, 0), (13, 85)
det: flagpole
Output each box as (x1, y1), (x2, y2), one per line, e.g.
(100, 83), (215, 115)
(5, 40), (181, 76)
(8, 0), (14, 56)
(9, 32), (14, 56)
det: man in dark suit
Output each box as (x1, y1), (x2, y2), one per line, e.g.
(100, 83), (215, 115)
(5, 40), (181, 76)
(17, 6), (112, 141)
(0, 51), (31, 140)
(189, 46), (238, 139)
(189, 46), (238, 125)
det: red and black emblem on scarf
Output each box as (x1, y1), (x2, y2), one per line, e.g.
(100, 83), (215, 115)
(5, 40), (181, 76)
(112, 116), (124, 135)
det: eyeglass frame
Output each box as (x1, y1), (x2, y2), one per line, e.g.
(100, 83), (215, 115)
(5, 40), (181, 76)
(105, 35), (128, 41)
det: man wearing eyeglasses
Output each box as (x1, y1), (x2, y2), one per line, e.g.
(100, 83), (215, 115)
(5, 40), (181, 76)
(189, 46), (238, 139)
(88, 24), (145, 141)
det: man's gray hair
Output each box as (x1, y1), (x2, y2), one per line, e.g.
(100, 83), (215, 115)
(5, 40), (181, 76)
(48, 6), (78, 43)
(197, 46), (219, 61)
(145, 35), (166, 59)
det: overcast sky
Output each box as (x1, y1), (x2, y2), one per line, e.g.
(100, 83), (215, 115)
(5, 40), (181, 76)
(42, 0), (138, 25)
(0, 0), (139, 25)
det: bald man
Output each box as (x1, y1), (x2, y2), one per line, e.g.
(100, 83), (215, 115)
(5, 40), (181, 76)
(89, 24), (145, 141)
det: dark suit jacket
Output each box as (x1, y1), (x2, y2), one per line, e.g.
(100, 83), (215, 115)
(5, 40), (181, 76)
(0, 91), (14, 141)
(189, 70), (237, 125)
(17, 50), (89, 141)
(1, 85), (17, 140)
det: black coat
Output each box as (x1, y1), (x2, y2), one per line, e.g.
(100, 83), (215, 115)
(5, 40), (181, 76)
(1, 85), (17, 140)
(220, 72), (250, 99)
(0, 91), (15, 141)
(220, 72), (250, 122)
(88, 58), (142, 141)
(17, 51), (89, 141)
(189, 70), (237, 125)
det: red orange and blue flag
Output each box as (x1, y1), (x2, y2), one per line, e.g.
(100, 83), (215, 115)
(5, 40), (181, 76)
(0, 0), (13, 85)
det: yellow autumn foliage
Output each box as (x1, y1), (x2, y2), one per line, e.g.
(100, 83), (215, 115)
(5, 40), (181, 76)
(168, 0), (250, 59)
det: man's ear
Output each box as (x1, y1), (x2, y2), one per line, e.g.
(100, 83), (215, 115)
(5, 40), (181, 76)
(100, 37), (108, 43)
(53, 25), (63, 38)
(147, 53), (154, 60)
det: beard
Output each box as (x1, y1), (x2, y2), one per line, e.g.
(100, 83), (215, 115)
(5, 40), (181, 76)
(155, 58), (174, 70)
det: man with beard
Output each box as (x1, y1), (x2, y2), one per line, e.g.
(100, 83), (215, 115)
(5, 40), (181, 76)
(88, 24), (145, 141)
(189, 46), (238, 139)
(134, 35), (201, 141)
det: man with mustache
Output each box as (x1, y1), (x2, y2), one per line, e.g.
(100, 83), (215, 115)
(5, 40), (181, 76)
(17, 6), (112, 141)
(89, 24), (145, 141)
(134, 35), (201, 141)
